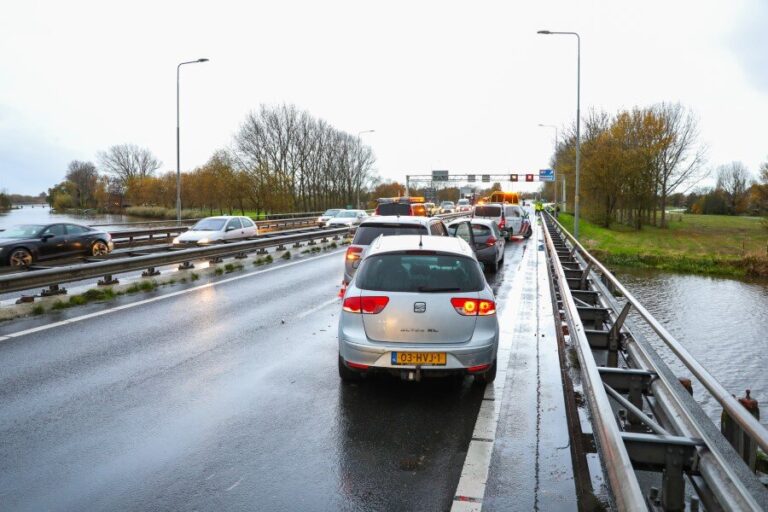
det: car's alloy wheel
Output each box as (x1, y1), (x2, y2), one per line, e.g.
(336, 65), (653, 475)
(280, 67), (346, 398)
(91, 241), (110, 256)
(8, 248), (33, 268)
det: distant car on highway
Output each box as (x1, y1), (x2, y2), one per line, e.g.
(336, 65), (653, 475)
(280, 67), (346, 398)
(317, 209), (342, 227)
(439, 201), (455, 214)
(447, 218), (506, 272)
(326, 209), (368, 228)
(423, 202), (438, 216)
(472, 203), (531, 240)
(0, 223), (114, 268)
(456, 198), (471, 212)
(342, 215), (449, 285)
(172, 216), (258, 246)
(338, 234), (499, 383)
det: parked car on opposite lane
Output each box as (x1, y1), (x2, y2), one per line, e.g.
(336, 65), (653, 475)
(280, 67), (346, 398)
(0, 223), (114, 268)
(338, 235), (499, 383)
(317, 209), (342, 227)
(447, 218), (506, 272)
(342, 215), (449, 284)
(326, 209), (368, 228)
(172, 216), (258, 246)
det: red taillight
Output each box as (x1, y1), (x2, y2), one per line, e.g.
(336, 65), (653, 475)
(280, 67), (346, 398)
(346, 246), (363, 261)
(338, 282), (347, 298)
(498, 218), (506, 229)
(467, 363), (491, 373)
(343, 296), (389, 314)
(486, 236), (497, 247)
(347, 361), (369, 370)
(450, 298), (496, 316)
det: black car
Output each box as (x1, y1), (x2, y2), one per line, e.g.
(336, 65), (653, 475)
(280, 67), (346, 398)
(0, 223), (114, 268)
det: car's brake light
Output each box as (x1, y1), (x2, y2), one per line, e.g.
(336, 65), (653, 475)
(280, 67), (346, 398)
(486, 236), (497, 247)
(498, 218), (506, 229)
(450, 298), (496, 316)
(346, 246), (363, 261)
(343, 296), (389, 314)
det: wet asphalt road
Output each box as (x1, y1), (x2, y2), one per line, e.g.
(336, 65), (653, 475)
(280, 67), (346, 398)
(0, 240), (530, 512)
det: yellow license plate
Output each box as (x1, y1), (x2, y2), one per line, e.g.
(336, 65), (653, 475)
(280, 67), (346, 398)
(392, 352), (447, 366)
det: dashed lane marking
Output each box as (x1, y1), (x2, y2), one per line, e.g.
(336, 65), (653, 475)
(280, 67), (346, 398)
(0, 250), (344, 342)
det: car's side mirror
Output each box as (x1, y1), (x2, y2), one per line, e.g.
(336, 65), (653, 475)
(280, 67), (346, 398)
(226, 226), (236, 232)
(41, 234), (53, 241)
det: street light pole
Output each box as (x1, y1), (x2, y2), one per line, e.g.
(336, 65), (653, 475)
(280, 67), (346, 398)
(537, 30), (581, 238)
(356, 130), (375, 209)
(538, 123), (558, 215)
(176, 58), (209, 224)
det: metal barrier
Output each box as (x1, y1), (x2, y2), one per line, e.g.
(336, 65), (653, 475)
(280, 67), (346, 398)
(0, 228), (348, 296)
(541, 212), (768, 511)
(89, 211), (325, 228)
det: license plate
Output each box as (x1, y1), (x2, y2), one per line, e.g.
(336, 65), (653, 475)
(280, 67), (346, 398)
(391, 352), (446, 366)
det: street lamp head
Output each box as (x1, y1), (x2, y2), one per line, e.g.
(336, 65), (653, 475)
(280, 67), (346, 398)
(198, 58), (209, 62)
(537, 30), (551, 34)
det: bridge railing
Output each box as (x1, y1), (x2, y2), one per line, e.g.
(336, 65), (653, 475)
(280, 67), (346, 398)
(541, 211), (768, 511)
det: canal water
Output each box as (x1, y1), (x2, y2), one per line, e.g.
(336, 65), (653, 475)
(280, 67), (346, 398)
(0, 205), (151, 231)
(615, 267), (768, 427)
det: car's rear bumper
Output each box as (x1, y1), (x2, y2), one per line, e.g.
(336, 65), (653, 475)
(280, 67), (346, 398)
(339, 321), (498, 371)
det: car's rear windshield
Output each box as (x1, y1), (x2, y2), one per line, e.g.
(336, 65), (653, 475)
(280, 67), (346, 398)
(352, 224), (428, 245)
(474, 206), (501, 217)
(471, 224), (493, 237)
(323, 209), (340, 216)
(192, 219), (226, 231)
(377, 203), (412, 216)
(356, 253), (484, 292)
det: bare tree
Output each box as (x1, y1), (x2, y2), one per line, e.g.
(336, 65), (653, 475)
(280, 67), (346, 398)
(65, 160), (99, 208)
(98, 144), (161, 185)
(652, 103), (707, 227)
(716, 161), (752, 214)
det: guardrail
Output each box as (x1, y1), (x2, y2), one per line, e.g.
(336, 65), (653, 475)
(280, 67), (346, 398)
(89, 211), (325, 228)
(0, 228), (348, 296)
(541, 212), (768, 510)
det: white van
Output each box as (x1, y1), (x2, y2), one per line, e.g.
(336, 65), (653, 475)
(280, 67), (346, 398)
(472, 203), (532, 239)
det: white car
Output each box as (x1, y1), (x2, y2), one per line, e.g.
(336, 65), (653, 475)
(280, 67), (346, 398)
(317, 208), (342, 227)
(456, 198), (472, 212)
(172, 216), (259, 246)
(326, 210), (368, 227)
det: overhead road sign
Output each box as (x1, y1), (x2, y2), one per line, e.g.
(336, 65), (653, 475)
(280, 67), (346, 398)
(525, 174), (534, 182)
(432, 170), (449, 181)
(467, 174), (476, 182)
(539, 169), (555, 182)
(482, 175), (490, 183)
(510, 174), (519, 182)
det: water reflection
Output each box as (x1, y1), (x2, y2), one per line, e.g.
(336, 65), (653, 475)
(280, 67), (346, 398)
(0, 204), (149, 231)
(615, 267), (768, 426)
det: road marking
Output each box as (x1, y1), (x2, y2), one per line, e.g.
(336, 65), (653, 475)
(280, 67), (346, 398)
(296, 296), (339, 319)
(225, 477), (243, 491)
(0, 250), (344, 341)
(451, 224), (538, 512)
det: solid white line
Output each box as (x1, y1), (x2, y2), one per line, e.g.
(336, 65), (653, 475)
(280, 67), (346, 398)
(451, 224), (539, 511)
(1, 250), (344, 341)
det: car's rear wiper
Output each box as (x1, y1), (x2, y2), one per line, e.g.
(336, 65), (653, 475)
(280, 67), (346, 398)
(417, 287), (462, 292)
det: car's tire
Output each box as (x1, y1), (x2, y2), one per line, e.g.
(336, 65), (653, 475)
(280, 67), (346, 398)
(338, 354), (363, 382)
(523, 228), (532, 239)
(488, 258), (499, 273)
(474, 359), (497, 385)
(91, 240), (110, 257)
(8, 248), (33, 268)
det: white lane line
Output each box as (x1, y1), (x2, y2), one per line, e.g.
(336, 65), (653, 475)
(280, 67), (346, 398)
(1, 250), (344, 341)
(451, 223), (539, 511)
(225, 477), (243, 491)
(296, 296), (339, 320)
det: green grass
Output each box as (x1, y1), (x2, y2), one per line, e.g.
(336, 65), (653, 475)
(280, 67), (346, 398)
(281, 251), (291, 260)
(555, 213), (768, 278)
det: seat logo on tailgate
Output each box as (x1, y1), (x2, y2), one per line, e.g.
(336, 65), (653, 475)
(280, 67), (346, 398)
(414, 302), (426, 313)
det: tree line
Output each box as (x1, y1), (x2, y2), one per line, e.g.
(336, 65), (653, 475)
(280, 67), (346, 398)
(545, 102), (768, 228)
(46, 104), (377, 216)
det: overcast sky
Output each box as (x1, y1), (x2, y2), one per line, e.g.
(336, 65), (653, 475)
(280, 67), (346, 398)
(1, 0), (766, 195)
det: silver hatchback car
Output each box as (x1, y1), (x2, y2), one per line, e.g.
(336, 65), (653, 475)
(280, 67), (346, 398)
(338, 235), (499, 383)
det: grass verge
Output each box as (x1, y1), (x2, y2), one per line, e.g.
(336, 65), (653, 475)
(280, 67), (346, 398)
(555, 213), (768, 278)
